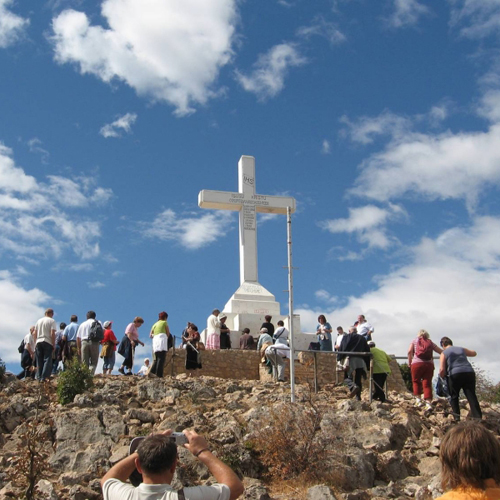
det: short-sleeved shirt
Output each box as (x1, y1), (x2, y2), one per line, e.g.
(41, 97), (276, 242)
(411, 338), (439, 364)
(35, 316), (57, 345)
(103, 329), (118, 351)
(24, 332), (35, 353)
(102, 478), (230, 500)
(77, 318), (98, 341)
(63, 322), (79, 342)
(357, 322), (374, 339)
(443, 346), (474, 376)
(126, 323), (139, 342)
(151, 320), (168, 335)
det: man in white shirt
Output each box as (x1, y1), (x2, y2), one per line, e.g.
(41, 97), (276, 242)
(77, 310), (101, 375)
(357, 315), (374, 341)
(334, 326), (346, 350)
(101, 429), (244, 500)
(35, 308), (57, 381)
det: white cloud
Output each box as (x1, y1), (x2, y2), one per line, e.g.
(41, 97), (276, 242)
(140, 209), (234, 250)
(386, 0), (430, 28)
(297, 216), (500, 382)
(0, 142), (112, 260)
(296, 16), (346, 45)
(88, 280), (106, 288)
(349, 123), (500, 210)
(27, 138), (50, 163)
(0, 0), (29, 48)
(235, 43), (307, 100)
(100, 112), (137, 138)
(320, 203), (407, 250)
(51, 0), (237, 116)
(450, 0), (500, 39)
(322, 139), (331, 154)
(340, 111), (412, 145)
(0, 272), (48, 366)
(315, 289), (338, 304)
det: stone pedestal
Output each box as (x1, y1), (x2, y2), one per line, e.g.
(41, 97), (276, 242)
(201, 281), (307, 350)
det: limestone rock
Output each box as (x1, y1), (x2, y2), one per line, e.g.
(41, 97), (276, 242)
(307, 485), (339, 499)
(36, 479), (58, 499)
(242, 478), (271, 500)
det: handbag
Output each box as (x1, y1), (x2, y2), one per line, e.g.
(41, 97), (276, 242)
(100, 342), (112, 359)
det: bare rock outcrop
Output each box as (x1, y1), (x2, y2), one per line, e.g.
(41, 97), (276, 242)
(1, 374), (499, 500)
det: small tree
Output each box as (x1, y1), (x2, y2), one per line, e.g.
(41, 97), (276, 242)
(0, 358), (5, 383)
(8, 384), (54, 499)
(399, 363), (412, 392)
(472, 363), (500, 403)
(56, 359), (93, 405)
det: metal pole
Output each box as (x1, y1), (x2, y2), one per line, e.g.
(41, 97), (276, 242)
(369, 357), (373, 403)
(287, 207), (296, 403)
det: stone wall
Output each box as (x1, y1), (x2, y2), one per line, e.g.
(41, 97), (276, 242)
(161, 348), (410, 393)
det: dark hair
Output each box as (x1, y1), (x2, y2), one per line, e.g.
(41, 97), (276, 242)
(70, 315), (78, 323)
(59, 322), (67, 330)
(265, 315), (272, 322)
(337, 326), (343, 331)
(440, 337), (453, 347)
(87, 311), (96, 320)
(159, 311), (168, 321)
(137, 435), (177, 475)
(277, 320), (284, 326)
(440, 421), (500, 491)
(190, 324), (198, 332)
(318, 314), (326, 323)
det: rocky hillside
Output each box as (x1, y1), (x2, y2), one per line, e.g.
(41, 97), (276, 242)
(1, 374), (499, 500)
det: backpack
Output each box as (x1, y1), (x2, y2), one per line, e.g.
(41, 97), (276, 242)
(89, 320), (104, 342)
(415, 337), (433, 361)
(18, 339), (25, 353)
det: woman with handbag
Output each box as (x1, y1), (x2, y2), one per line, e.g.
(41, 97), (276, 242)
(101, 321), (119, 375)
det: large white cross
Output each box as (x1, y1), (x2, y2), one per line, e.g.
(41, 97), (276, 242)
(198, 155), (296, 285)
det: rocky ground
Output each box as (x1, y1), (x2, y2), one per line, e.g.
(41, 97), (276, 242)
(0, 373), (499, 500)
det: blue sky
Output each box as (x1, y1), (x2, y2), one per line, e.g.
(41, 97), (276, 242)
(1, 0), (500, 381)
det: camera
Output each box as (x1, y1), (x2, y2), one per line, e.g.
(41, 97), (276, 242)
(169, 432), (188, 445)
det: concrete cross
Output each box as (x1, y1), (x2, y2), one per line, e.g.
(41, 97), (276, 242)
(198, 155), (296, 285)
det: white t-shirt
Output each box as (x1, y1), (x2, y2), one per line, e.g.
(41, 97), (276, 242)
(24, 332), (36, 353)
(357, 322), (374, 338)
(335, 333), (345, 349)
(77, 318), (100, 341)
(35, 317), (57, 346)
(102, 478), (230, 500)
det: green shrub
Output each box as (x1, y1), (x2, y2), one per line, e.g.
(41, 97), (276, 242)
(399, 362), (413, 392)
(56, 359), (93, 405)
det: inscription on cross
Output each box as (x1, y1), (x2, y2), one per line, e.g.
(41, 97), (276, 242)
(198, 155), (296, 285)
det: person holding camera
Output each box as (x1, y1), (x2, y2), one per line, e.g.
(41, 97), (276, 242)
(100, 429), (244, 500)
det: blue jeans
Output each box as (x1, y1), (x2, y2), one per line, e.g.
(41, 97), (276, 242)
(36, 341), (53, 381)
(103, 351), (116, 371)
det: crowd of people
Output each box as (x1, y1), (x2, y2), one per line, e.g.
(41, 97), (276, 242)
(14, 307), (495, 500)
(17, 308), (484, 421)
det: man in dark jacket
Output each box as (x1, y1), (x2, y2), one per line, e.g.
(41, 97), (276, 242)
(339, 326), (371, 400)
